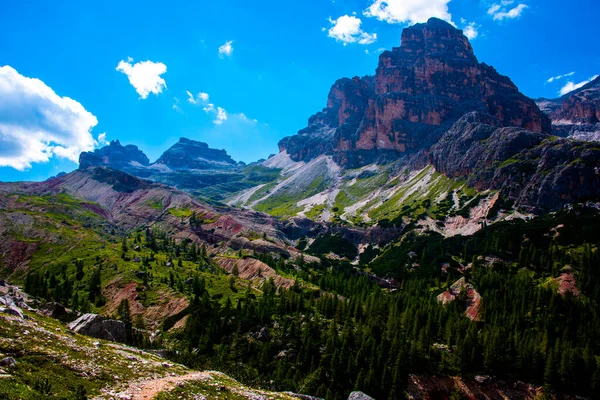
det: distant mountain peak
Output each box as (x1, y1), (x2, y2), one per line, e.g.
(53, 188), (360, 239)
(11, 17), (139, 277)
(155, 137), (236, 170)
(538, 73), (600, 141)
(79, 140), (149, 170)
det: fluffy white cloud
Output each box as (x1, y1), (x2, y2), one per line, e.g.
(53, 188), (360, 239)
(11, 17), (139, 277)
(487, 2), (528, 21)
(559, 75), (599, 96)
(364, 0), (452, 25)
(546, 71), (575, 84)
(116, 57), (167, 99)
(327, 15), (377, 45)
(0, 66), (98, 170)
(218, 41), (234, 58)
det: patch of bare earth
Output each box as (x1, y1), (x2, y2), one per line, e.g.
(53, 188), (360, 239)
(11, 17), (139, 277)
(216, 257), (294, 288)
(406, 375), (547, 400)
(437, 277), (482, 321)
(103, 278), (189, 329)
(121, 371), (213, 400)
(558, 270), (580, 297)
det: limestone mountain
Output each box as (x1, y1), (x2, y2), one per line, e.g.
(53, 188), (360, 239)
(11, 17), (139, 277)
(279, 17), (550, 168)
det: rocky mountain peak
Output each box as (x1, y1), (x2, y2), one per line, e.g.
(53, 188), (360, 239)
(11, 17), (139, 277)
(155, 137), (236, 170)
(394, 17), (476, 65)
(278, 19), (550, 168)
(79, 140), (150, 170)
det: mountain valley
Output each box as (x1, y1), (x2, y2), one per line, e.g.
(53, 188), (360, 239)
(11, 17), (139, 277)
(1, 16), (600, 400)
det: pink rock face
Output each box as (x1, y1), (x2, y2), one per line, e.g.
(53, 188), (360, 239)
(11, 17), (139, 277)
(279, 17), (551, 167)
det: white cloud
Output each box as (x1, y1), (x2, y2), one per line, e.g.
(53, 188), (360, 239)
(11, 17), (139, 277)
(185, 90), (247, 125)
(546, 71), (575, 84)
(487, 3), (528, 21)
(218, 41), (234, 58)
(327, 15), (377, 45)
(97, 132), (109, 146)
(238, 113), (253, 122)
(0, 66), (98, 170)
(116, 58), (167, 99)
(364, 0), (452, 25)
(186, 91), (210, 104)
(559, 75), (599, 96)
(172, 97), (182, 113)
(462, 21), (479, 39)
(214, 107), (228, 124)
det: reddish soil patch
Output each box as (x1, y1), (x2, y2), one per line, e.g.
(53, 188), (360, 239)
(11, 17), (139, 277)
(103, 278), (189, 328)
(216, 257), (294, 288)
(406, 374), (547, 400)
(437, 277), (482, 321)
(558, 271), (580, 297)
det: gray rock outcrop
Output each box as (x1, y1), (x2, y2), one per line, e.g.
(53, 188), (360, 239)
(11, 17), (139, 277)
(67, 313), (127, 343)
(348, 391), (375, 400)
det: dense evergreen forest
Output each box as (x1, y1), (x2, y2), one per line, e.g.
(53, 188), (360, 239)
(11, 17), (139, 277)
(22, 207), (600, 399)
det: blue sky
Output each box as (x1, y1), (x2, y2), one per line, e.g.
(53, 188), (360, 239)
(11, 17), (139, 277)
(1, 0), (598, 181)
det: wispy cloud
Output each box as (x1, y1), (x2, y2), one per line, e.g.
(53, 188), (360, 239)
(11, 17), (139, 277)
(97, 133), (109, 146)
(546, 71), (575, 84)
(184, 90), (258, 126)
(559, 75), (599, 96)
(487, 2), (528, 21)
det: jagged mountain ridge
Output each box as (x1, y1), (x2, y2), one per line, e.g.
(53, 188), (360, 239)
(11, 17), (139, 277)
(537, 75), (600, 141)
(79, 139), (278, 201)
(80, 137), (239, 173)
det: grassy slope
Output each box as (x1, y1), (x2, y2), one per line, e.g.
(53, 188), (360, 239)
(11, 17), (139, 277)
(0, 193), (267, 323)
(0, 309), (297, 399)
(234, 162), (487, 227)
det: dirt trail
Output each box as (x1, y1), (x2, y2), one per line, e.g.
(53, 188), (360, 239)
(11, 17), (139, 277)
(127, 371), (213, 399)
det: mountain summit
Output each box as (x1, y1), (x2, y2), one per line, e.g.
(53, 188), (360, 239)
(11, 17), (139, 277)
(155, 138), (237, 170)
(279, 17), (551, 168)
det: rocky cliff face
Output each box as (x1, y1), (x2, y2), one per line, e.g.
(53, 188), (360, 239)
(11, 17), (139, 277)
(278, 76), (375, 162)
(537, 76), (600, 141)
(279, 18), (550, 168)
(79, 140), (150, 170)
(155, 138), (237, 170)
(430, 112), (600, 212)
